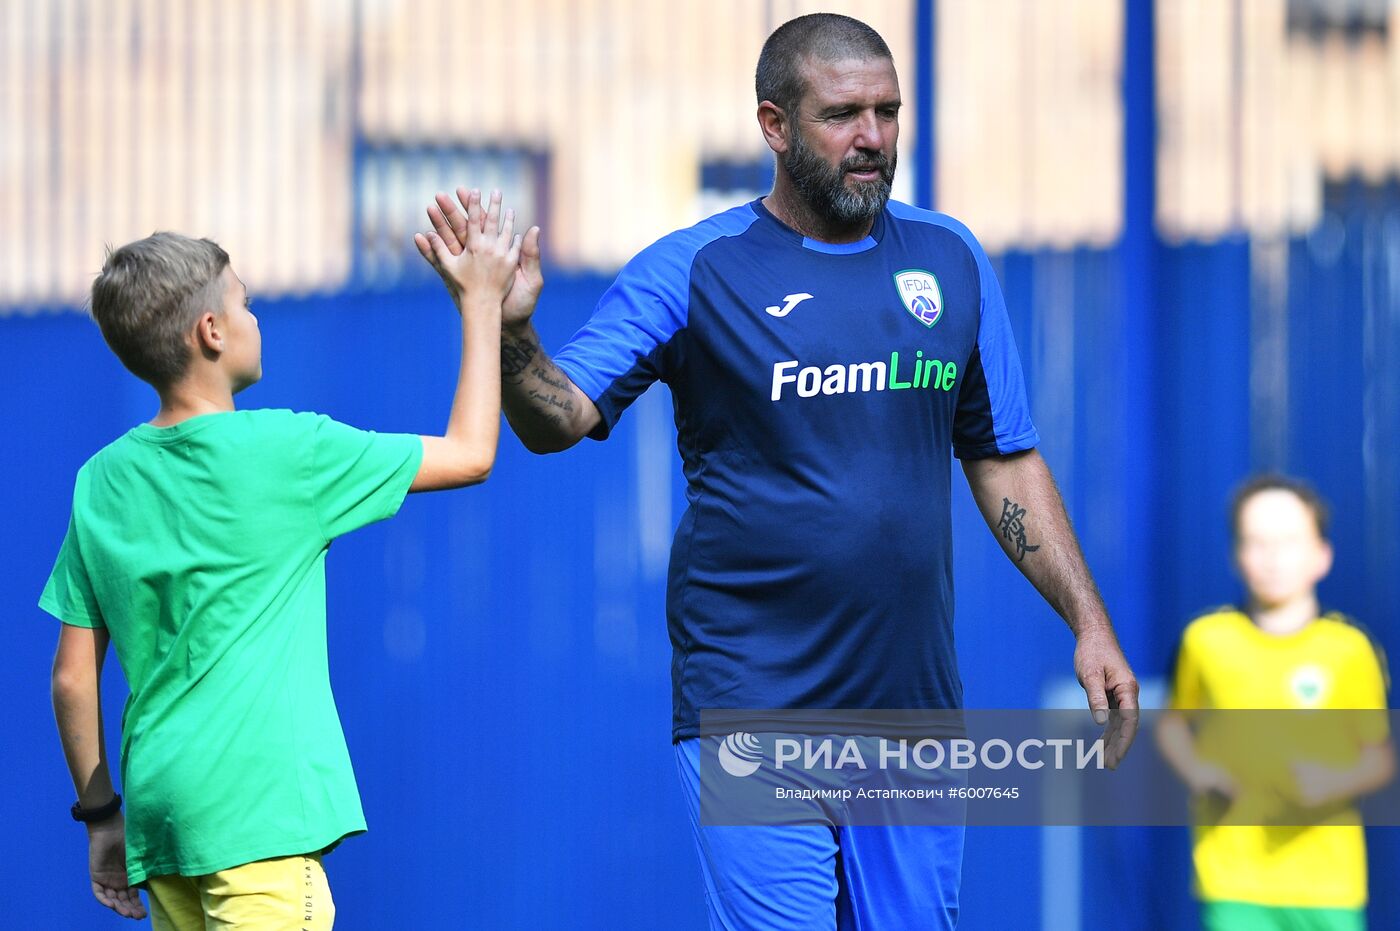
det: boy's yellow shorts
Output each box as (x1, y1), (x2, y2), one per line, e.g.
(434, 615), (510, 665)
(145, 853), (334, 930)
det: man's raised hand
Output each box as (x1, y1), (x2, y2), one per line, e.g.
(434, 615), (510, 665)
(504, 222), (544, 330)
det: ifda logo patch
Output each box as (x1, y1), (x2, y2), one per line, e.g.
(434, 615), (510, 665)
(893, 269), (943, 328)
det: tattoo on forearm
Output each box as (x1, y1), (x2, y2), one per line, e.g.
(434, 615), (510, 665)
(530, 365), (572, 392)
(997, 497), (1041, 562)
(501, 336), (538, 381)
(502, 334), (577, 432)
(526, 389), (574, 414)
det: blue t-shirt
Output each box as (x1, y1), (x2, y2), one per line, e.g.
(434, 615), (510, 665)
(555, 199), (1038, 740)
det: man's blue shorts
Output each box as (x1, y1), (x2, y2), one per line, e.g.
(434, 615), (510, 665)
(676, 738), (964, 930)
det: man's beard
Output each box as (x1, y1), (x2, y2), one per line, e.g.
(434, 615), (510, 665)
(783, 125), (896, 226)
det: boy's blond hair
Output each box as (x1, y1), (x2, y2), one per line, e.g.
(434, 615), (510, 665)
(90, 232), (230, 387)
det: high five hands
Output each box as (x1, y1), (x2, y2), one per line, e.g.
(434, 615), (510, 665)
(413, 188), (527, 308)
(418, 187), (543, 327)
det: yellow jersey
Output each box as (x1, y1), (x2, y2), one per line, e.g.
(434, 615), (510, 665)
(1167, 608), (1389, 909)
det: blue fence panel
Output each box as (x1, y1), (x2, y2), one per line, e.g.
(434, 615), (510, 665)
(8, 216), (1400, 929)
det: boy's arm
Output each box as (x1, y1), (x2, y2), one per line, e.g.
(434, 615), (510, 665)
(425, 187), (600, 453)
(1292, 741), (1397, 808)
(1155, 711), (1236, 797)
(410, 286), (501, 490)
(1290, 633), (1396, 807)
(52, 623), (146, 920)
(408, 189), (520, 492)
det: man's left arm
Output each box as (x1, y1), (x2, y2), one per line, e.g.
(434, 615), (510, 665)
(962, 448), (1139, 762)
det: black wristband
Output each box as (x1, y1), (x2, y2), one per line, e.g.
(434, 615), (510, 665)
(71, 793), (122, 823)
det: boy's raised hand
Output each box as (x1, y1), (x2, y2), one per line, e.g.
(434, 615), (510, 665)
(414, 188), (522, 308)
(425, 186), (543, 330)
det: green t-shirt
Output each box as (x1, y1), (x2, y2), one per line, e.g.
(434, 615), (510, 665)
(39, 409), (423, 884)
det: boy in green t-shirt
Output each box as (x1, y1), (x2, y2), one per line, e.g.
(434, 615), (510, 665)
(43, 189), (535, 927)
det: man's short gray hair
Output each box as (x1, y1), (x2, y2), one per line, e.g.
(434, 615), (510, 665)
(89, 232), (230, 388)
(755, 13), (893, 116)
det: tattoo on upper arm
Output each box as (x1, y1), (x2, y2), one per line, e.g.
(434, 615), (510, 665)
(501, 336), (538, 381)
(997, 497), (1041, 561)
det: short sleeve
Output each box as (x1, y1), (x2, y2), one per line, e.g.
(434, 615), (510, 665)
(1167, 627), (1204, 711)
(309, 416), (423, 541)
(553, 238), (691, 441)
(1341, 630), (1390, 743)
(951, 238), (1039, 459)
(38, 511), (105, 629)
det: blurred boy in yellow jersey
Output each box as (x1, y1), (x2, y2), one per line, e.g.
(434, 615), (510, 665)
(1158, 475), (1395, 931)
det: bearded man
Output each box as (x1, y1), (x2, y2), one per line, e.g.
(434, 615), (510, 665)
(425, 13), (1138, 929)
